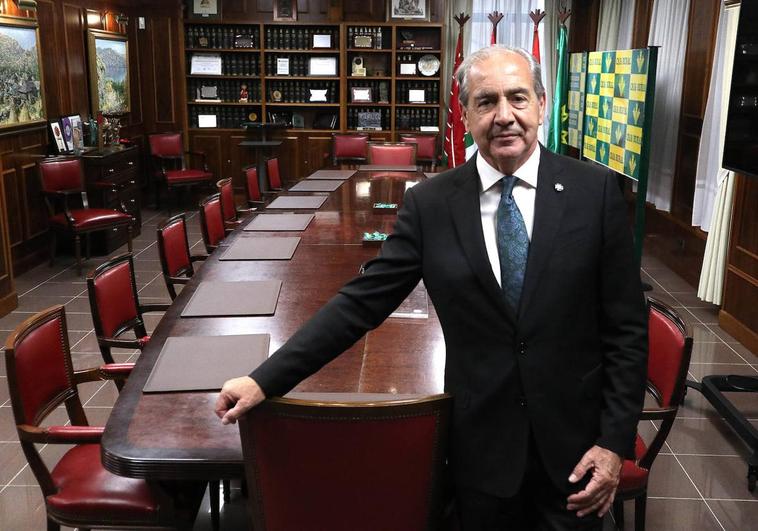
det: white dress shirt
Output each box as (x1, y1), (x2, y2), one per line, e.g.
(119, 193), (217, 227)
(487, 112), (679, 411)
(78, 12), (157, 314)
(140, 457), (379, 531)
(477, 147), (540, 287)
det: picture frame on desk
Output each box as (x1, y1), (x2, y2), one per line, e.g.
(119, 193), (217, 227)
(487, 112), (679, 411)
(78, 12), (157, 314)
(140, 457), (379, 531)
(190, 0), (221, 19)
(387, 0), (430, 21)
(273, 0), (298, 22)
(0, 16), (46, 130)
(87, 29), (130, 114)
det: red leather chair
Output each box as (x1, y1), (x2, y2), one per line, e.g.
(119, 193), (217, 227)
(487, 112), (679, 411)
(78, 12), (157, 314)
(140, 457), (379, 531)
(239, 394), (452, 531)
(613, 297), (693, 531)
(400, 134), (439, 170)
(199, 193), (225, 253)
(332, 133), (369, 166)
(3, 305), (172, 531)
(39, 158), (134, 275)
(243, 165), (266, 208)
(367, 142), (417, 165)
(218, 177), (253, 232)
(156, 213), (207, 300)
(86, 254), (170, 387)
(266, 157), (284, 193)
(148, 132), (214, 208)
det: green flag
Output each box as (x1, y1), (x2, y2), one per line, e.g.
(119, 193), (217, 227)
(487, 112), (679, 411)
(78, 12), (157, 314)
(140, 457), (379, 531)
(548, 23), (568, 154)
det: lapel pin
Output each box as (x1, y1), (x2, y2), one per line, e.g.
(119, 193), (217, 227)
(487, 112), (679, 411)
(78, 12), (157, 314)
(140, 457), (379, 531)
(554, 183), (564, 192)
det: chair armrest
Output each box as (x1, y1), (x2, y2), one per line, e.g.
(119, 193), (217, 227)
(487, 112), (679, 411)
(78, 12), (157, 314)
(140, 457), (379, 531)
(46, 425), (105, 444)
(42, 189), (80, 197)
(99, 362), (135, 380)
(139, 302), (172, 313)
(167, 276), (190, 285)
(247, 200), (266, 209)
(190, 254), (208, 262)
(98, 337), (144, 349)
(237, 207), (255, 216)
(73, 366), (107, 384)
(639, 406), (677, 421)
(91, 181), (120, 191)
(261, 190), (280, 196)
(18, 424), (104, 444)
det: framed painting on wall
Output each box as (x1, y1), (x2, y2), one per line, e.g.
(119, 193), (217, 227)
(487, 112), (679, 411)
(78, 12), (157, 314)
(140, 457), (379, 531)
(387, 0), (430, 21)
(0, 16), (46, 129)
(190, 0), (221, 19)
(87, 29), (130, 114)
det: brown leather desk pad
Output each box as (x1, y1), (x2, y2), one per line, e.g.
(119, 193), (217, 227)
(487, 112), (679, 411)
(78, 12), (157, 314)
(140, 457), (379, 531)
(267, 196), (328, 210)
(143, 334), (270, 392)
(180, 280), (282, 317)
(306, 169), (356, 180)
(288, 180), (344, 192)
(219, 236), (300, 261)
(243, 213), (315, 232)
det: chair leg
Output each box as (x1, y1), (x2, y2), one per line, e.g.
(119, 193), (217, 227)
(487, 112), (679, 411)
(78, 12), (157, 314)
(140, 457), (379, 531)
(127, 225), (133, 253)
(74, 234), (82, 275)
(209, 480), (221, 531)
(46, 518), (60, 531)
(634, 495), (646, 531)
(613, 498), (624, 529)
(85, 233), (91, 260)
(223, 479), (230, 501)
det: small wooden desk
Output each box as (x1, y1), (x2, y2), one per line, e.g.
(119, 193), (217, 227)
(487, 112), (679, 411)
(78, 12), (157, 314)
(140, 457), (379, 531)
(101, 169), (445, 482)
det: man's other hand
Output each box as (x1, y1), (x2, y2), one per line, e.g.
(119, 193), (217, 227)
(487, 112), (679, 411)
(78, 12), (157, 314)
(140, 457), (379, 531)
(214, 376), (266, 425)
(566, 445), (623, 518)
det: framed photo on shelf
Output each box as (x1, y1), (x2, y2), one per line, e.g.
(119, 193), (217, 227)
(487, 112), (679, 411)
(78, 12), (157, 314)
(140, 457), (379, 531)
(191, 0), (221, 19)
(87, 29), (130, 114)
(0, 16), (46, 130)
(273, 0), (298, 22)
(387, 0), (430, 21)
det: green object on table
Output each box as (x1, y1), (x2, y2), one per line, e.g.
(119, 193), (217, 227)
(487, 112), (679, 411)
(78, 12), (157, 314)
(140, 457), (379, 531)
(363, 231), (388, 241)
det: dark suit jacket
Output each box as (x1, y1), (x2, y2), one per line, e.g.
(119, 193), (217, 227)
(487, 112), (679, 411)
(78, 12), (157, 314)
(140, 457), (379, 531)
(251, 146), (648, 497)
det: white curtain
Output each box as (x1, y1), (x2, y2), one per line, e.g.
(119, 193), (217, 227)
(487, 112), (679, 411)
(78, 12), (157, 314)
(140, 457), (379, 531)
(596, 0), (621, 51)
(644, 0), (690, 211)
(616, 0), (636, 50)
(443, 0), (474, 113)
(696, 2), (740, 305)
(692, 1), (739, 230)
(596, 0), (636, 51)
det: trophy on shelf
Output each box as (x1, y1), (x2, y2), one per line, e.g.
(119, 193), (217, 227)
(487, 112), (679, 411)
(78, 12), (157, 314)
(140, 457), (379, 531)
(239, 83), (249, 103)
(352, 56), (367, 77)
(399, 30), (415, 49)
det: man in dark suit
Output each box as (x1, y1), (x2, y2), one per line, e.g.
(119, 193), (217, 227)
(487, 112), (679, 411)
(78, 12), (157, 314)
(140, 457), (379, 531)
(216, 46), (647, 530)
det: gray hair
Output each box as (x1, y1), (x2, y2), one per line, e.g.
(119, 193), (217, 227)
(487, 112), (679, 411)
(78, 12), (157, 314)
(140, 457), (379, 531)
(456, 45), (546, 107)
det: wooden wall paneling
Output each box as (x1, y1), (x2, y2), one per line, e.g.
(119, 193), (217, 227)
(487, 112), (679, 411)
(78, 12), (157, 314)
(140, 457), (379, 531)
(63, 3), (89, 117)
(125, 14), (144, 129)
(720, 173), (758, 355)
(0, 154), (17, 317)
(229, 132), (250, 190)
(190, 132), (223, 183)
(37, 0), (65, 120)
(631, 0), (654, 48)
(277, 135), (301, 186)
(567, 0), (600, 53)
(304, 133), (332, 175)
(343, 0), (385, 21)
(671, 0), (720, 222)
(151, 17), (177, 125)
(223, 0), (251, 18)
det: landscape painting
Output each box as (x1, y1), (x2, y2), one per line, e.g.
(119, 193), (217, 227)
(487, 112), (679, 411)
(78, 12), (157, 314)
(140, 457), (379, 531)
(0, 18), (45, 129)
(88, 30), (129, 114)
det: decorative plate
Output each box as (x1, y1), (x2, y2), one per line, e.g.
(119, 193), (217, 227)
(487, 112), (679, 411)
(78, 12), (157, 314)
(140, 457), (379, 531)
(418, 55), (440, 77)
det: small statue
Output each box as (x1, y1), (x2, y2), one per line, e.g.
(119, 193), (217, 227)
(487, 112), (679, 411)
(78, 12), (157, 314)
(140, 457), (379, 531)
(239, 83), (249, 103)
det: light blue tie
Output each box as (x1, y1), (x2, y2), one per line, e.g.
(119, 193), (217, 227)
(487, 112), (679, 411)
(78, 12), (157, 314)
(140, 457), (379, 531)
(497, 176), (529, 311)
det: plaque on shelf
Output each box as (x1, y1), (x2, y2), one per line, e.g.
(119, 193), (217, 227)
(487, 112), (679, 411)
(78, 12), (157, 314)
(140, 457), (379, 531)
(399, 62), (417, 76)
(354, 35), (373, 48)
(248, 111), (258, 122)
(313, 34), (331, 48)
(419, 125), (439, 132)
(351, 87), (373, 103)
(271, 89), (283, 102)
(292, 113), (305, 128)
(309, 89), (328, 102)
(408, 89), (426, 103)
(276, 57), (290, 75)
(198, 114), (217, 128)
(309, 57), (337, 76)
(234, 34), (255, 48)
(357, 111), (381, 130)
(196, 84), (221, 102)
(197, 35), (209, 48)
(351, 57), (366, 77)
(418, 54), (440, 76)
(190, 54), (222, 75)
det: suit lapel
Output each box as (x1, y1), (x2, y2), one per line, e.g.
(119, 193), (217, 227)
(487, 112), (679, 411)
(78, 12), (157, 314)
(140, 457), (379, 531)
(447, 157), (514, 320)
(519, 147), (568, 319)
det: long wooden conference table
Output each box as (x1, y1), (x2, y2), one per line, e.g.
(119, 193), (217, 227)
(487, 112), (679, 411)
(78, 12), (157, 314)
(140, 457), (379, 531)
(101, 168), (446, 492)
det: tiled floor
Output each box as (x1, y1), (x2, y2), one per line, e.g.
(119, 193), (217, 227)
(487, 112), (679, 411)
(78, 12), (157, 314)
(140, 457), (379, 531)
(0, 207), (756, 530)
